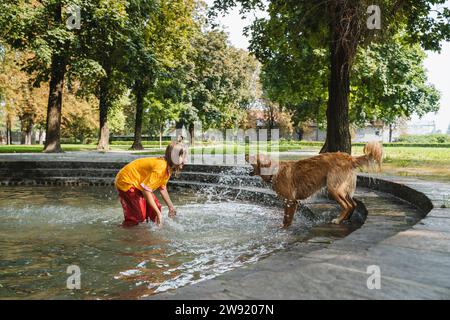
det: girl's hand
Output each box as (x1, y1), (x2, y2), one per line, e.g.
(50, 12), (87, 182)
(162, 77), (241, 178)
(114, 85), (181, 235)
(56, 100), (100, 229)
(155, 212), (163, 226)
(168, 206), (177, 218)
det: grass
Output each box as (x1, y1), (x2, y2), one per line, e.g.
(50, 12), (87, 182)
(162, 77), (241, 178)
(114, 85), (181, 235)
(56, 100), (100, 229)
(353, 146), (450, 182)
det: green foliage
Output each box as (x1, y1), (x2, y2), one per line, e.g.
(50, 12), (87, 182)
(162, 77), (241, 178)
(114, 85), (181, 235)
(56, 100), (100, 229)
(253, 5), (442, 129)
(144, 93), (186, 138)
(259, 30), (441, 129)
(108, 94), (129, 135)
(210, 0), (450, 152)
(351, 36), (441, 126)
(185, 30), (259, 129)
(0, 0), (106, 87)
(61, 113), (96, 143)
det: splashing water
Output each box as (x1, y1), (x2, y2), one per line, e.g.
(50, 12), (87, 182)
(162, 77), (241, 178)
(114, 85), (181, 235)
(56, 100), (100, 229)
(0, 185), (355, 299)
(198, 166), (259, 202)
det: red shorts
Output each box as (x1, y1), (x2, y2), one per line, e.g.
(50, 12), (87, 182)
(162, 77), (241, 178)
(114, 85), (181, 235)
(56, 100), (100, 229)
(117, 187), (161, 226)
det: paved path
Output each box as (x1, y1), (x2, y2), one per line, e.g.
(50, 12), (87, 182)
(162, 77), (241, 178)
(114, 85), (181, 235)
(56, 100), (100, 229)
(0, 151), (145, 162)
(151, 176), (450, 299)
(0, 150), (319, 163)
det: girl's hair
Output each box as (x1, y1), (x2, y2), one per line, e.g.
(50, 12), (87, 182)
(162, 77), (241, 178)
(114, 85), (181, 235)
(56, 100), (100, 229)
(164, 138), (187, 175)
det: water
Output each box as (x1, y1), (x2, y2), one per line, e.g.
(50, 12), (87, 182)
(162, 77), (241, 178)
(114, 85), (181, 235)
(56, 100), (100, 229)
(0, 185), (358, 299)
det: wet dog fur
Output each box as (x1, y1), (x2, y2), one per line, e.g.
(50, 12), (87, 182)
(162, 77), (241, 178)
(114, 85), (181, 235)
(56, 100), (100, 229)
(246, 142), (383, 228)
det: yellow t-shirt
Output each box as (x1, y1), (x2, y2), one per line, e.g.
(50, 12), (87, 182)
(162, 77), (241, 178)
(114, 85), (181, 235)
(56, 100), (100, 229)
(115, 157), (171, 192)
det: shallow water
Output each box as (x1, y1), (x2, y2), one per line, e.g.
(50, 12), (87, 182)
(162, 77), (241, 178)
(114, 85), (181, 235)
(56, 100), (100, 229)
(0, 186), (357, 299)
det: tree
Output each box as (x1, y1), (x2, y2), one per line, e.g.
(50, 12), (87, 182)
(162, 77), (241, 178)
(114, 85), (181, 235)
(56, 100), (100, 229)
(183, 30), (258, 134)
(0, 45), (99, 145)
(61, 93), (97, 144)
(1, 1), (68, 151)
(0, 47), (47, 144)
(0, 0), (107, 152)
(145, 95), (185, 148)
(258, 39), (329, 133)
(261, 31), (440, 142)
(211, 0), (450, 153)
(350, 35), (441, 129)
(261, 98), (294, 138)
(126, 0), (196, 150)
(74, 0), (130, 151)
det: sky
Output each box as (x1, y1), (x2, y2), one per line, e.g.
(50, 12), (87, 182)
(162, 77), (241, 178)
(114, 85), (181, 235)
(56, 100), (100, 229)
(206, 0), (450, 133)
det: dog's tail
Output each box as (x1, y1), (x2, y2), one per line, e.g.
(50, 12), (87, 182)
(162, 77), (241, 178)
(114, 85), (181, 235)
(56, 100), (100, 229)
(352, 141), (383, 171)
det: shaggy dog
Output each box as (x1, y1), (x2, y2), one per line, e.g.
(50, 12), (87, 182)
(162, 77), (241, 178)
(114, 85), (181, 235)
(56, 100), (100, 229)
(246, 142), (383, 228)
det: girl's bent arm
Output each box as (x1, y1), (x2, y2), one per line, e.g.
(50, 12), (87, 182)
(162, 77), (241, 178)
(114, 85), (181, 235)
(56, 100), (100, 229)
(160, 187), (176, 217)
(142, 189), (162, 226)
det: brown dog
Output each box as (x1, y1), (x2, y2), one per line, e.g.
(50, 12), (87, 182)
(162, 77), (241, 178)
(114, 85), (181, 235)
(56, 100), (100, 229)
(246, 142), (383, 227)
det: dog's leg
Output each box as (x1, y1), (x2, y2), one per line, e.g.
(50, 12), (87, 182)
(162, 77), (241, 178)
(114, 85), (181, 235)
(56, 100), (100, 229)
(343, 173), (357, 220)
(282, 200), (298, 228)
(329, 192), (351, 224)
(343, 195), (357, 220)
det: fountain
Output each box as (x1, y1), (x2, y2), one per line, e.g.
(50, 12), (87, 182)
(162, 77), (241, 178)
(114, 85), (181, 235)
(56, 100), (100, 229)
(0, 160), (433, 299)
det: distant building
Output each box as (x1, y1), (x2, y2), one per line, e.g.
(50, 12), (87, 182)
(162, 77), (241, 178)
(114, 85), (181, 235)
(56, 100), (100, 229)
(403, 120), (437, 135)
(302, 119), (439, 142)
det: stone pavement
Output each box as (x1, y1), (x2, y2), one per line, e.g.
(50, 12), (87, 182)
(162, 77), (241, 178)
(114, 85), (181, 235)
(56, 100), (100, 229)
(0, 151), (144, 162)
(0, 149), (318, 163)
(150, 177), (450, 299)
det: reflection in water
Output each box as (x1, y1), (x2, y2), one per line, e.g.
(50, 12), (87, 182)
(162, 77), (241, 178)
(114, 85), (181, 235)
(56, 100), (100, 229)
(0, 186), (358, 299)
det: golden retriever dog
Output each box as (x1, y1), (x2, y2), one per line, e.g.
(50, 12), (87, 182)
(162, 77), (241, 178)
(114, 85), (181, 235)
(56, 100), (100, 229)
(246, 142), (383, 228)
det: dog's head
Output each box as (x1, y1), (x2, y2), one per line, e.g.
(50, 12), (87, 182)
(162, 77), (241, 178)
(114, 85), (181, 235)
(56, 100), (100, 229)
(245, 154), (277, 183)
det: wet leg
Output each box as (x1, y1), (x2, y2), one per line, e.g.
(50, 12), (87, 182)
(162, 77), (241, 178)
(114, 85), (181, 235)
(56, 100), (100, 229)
(282, 200), (298, 228)
(329, 191), (351, 224)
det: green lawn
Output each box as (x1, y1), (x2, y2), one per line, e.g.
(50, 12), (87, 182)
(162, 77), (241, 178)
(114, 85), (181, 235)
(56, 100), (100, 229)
(353, 145), (450, 182)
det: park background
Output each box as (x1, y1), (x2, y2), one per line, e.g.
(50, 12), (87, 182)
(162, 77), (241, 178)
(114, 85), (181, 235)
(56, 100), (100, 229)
(0, 0), (450, 181)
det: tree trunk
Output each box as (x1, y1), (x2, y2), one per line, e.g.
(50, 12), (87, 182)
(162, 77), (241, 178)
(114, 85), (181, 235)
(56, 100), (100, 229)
(6, 116), (12, 145)
(323, 38), (352, 153)
(39, 129), (45, 144)
(20, 126), (25, 145)
(315, 101), (320, 141)
(26, 125), (32, 145)
(321, 2), (357, 154)
(43, 55), (65, 152)
(43, 4), (65, 153)
(131, 84), (145, 150)
(97, 78), (110, 151)
(20, 115), (34, 145)
(189, 123), (195, 146)
(159, 125), (163, 149)
(389, 123), (393, 143)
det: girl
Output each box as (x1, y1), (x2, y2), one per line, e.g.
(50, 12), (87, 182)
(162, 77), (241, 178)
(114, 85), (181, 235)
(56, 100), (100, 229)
(115, 140), (187, 227)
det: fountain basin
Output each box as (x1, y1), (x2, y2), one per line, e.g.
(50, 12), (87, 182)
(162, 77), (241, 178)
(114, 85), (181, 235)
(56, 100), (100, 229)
(0, 184), (364, 299)
(1, 159), (440, 299)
